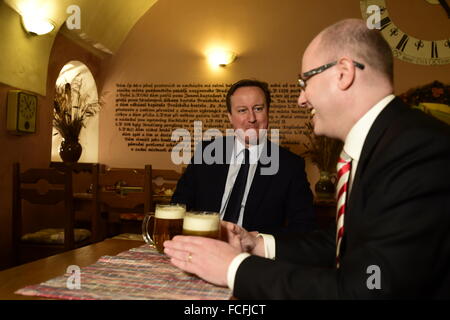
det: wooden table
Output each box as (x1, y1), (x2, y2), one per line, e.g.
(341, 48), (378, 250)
(0, 239), (144, 300)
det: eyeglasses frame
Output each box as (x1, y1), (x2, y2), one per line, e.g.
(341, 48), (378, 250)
(298, 60), (365, 90)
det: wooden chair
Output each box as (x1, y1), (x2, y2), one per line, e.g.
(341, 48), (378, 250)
(12, 163), (92, 265)
(50, 162), (105, 242)
(94, 165), (152, 236)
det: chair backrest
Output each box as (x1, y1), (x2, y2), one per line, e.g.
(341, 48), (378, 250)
(12, 163), (75, 257)
(152, 169), (182, 193)
(151, 169), (183, 208)
(94, 165), (152, 214)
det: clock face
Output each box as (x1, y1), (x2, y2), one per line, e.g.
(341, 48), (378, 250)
(360, 0), (450, 65)
(18, 92), (37, 132)
(7, 90), (38, 134)
(19, 94), (36, 120)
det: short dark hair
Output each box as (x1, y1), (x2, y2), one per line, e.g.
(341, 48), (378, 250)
(226, 79), (271, 113)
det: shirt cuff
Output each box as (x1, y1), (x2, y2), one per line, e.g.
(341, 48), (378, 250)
(256, 233), (276, 259)
(227, 253), (251, 291)
(226, 234), (276, 291)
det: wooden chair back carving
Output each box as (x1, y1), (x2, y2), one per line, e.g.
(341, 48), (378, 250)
(152, 169), (182, 192)
(95, 165), (152, 216)
(12, 163), (75, 265)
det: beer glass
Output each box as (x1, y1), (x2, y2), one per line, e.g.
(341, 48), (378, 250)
(142, 203), (186, 253)
(182, 211), (220, 239)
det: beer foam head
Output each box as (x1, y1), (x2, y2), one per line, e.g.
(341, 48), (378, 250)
(155, 204), (186, 219)
(183, 212), (219, 231)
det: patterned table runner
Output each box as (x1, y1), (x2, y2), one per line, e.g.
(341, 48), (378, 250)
(15, 245), (231, 300)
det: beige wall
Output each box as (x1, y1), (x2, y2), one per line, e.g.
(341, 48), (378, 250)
(99, 0), (359, 171)
(0, 0), (56, 96)
(0, 0), (157, 95)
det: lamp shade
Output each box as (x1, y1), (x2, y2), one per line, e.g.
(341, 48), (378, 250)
(207, 50), (237, 67)
(22, 15), (55, 35)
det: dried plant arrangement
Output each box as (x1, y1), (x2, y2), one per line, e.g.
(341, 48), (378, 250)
(302, 122), (343, 173)
(53, 77), (102, 141)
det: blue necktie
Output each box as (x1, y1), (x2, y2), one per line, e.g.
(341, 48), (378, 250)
(223, 149), (250, 224)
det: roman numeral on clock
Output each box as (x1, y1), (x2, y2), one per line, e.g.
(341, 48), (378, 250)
(431, 41), (439, 58)
(380, 17), (391, 31)
(396, 34), (409, 52)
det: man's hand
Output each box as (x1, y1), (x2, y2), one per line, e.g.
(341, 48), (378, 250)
(164, 236), (241, 287)
(221, 221), (265, 256)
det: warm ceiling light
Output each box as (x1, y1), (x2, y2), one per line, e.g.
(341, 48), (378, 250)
(207, 50), (237, 67)
(21, 15), (55, 35)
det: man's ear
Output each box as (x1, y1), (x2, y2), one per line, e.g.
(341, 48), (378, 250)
(227, 112), (233, 124)
(336, 57), (356, 90)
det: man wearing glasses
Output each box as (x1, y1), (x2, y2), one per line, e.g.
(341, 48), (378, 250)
(164, 18), (450, 299)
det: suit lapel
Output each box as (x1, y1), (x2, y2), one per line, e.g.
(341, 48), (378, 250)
(341, 98), (407, 257)
(348, 97), (408, 212)
(208, 164), (230, 212)
(208, 137), (234, 212)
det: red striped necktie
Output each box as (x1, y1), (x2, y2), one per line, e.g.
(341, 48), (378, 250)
(336, 150), (352, 268)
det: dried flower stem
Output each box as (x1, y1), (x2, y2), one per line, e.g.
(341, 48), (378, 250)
(53, 76), (102, 141)
(302, 122), (343, 173)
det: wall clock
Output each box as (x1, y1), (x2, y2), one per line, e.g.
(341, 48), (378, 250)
(6, 90), (37, 134)
(360, 0), (450, 65)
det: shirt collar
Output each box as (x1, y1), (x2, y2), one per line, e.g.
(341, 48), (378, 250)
(233, 136), (267, 163)
(344, 94), (395, 162)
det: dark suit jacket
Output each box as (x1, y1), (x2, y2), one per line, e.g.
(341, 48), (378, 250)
(172, 137), (315, 234)
(234, 97), (450, 299)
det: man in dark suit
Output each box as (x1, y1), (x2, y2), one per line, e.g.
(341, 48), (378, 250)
(172, 79), (315, 234)
(164, 19), (450, 299)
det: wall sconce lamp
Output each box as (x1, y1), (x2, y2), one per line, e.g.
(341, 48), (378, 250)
(21, 15), (55, 35)
(207, 50), (237, 67)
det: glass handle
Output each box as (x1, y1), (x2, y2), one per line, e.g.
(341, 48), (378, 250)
(142, 214), (155, 246)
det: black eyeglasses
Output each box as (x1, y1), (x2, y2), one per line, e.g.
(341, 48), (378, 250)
(298, 60), (365, 90)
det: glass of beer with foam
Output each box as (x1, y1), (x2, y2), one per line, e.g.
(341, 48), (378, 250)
(182, 211), (220, 239)
(142, 203), (186, 253)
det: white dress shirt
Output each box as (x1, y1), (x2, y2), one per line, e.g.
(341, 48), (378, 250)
(226, 94), (396, 291)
